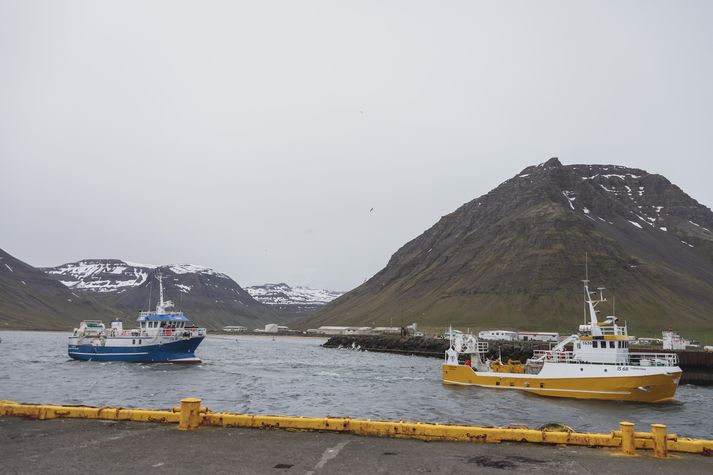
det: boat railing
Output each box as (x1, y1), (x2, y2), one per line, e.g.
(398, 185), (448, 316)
(105, 327), (207, 338)
(531, 350), (679, 367)
(628, 352), (679, 367)
(138, 311), (186, 317)
(463, 340), (489, 354)
(597, 326), (627, 336)
(532, 350), (577, 363)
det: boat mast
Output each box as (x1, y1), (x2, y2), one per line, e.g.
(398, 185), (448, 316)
(155, 272), (168, 314)
(582, 253), (606, 336)
(158, 272), (165, 309)
(583, 253), (588, 325)
(154, 271), (173, 314)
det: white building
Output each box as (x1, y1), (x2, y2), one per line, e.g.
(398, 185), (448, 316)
(478, 330), (518, 341)
(517, 331), (560, 342)
(312, 326), (373, 336)
(223, 325), (247, 333)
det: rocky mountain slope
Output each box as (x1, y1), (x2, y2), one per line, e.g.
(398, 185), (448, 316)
(245, 283), (342, 316)
(42, 259), (284, 330)
(0, 249), (121, 330)
(304, 158), (713, 337)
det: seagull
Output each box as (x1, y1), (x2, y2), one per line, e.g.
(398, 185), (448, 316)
(370, 207), (374, 212)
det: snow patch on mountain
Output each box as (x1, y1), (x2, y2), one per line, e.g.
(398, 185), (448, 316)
(121, 260), (157, 269)
(45, 260), (230, 293)
(175, 283), (192, 293)
(46, 260), (149, 292)
(246, 283), (342, 308)
(628, 220), (643, 229)
(169, 264), (228, 278)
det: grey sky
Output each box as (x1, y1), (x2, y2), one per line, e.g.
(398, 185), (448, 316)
(1, 1), (712, 291)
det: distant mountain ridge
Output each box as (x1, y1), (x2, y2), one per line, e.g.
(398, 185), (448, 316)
(305, 158), (713, 336)
(45, 260), (230, 293)
(246, 283), (343, 315)
(41, 259), (282, 329)
(0, 249), (120, 330)
(0, 251), (344, 330)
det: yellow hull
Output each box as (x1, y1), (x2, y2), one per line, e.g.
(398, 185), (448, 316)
(442, 365), (681, 403)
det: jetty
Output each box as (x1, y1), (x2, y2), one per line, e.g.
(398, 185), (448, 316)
(4, 417), (713, 474)
(2, 397), (713, 474)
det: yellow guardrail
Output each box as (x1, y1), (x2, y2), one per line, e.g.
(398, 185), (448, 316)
(2, 398), (712, 458)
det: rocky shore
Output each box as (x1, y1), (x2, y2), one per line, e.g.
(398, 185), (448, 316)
(322, 335), (548, 361)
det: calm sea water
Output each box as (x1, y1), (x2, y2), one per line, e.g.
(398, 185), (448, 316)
(2, 331), (712, 439)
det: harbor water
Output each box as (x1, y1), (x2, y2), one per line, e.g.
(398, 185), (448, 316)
(2, 331), (712, 439)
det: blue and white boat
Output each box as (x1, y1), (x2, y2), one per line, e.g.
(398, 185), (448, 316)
(68, 273), (206, 363)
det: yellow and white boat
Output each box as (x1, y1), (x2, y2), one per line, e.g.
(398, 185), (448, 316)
(442, 282), (682, 403)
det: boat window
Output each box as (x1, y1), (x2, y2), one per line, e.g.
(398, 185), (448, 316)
(132, 339), (135, 345)
(609, 341), (615, 349)
(592, 341), (598, 348)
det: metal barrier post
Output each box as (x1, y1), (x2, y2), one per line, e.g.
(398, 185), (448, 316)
(620, 422), (636, 456)
(179, 398), (202, 430)
(652, 424), (668, 458)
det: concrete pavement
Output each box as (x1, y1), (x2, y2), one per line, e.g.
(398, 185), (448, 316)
(1, 417), (711, 474)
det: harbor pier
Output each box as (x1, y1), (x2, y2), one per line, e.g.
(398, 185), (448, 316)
(2, 398), (713, 457)
(2, 416), (713, 474)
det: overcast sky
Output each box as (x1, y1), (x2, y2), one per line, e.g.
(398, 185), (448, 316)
(1, 1), (712, 291)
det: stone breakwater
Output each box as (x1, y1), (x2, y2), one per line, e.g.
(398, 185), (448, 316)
(322, 335), (548, 361)
(322, 335), (713, 385)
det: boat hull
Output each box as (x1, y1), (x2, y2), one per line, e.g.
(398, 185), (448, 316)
(442, 364), (681, 403)
(68, 337), (204, 363)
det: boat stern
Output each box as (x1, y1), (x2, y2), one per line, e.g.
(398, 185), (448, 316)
(442, 364), (479, 385)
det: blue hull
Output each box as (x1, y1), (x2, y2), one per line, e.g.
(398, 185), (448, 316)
(68, 337), (204, 363)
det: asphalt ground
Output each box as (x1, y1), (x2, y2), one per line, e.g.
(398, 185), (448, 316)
(1, 417), (712, 474)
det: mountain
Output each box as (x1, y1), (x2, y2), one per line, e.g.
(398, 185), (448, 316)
(43, 260), (284, 330)
(304, 158), (713, 337)
(245, 283), (343, 316)
(0, 249), (120, 330)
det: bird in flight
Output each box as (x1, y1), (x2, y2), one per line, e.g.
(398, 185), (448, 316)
(370, 207), (374, 212)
